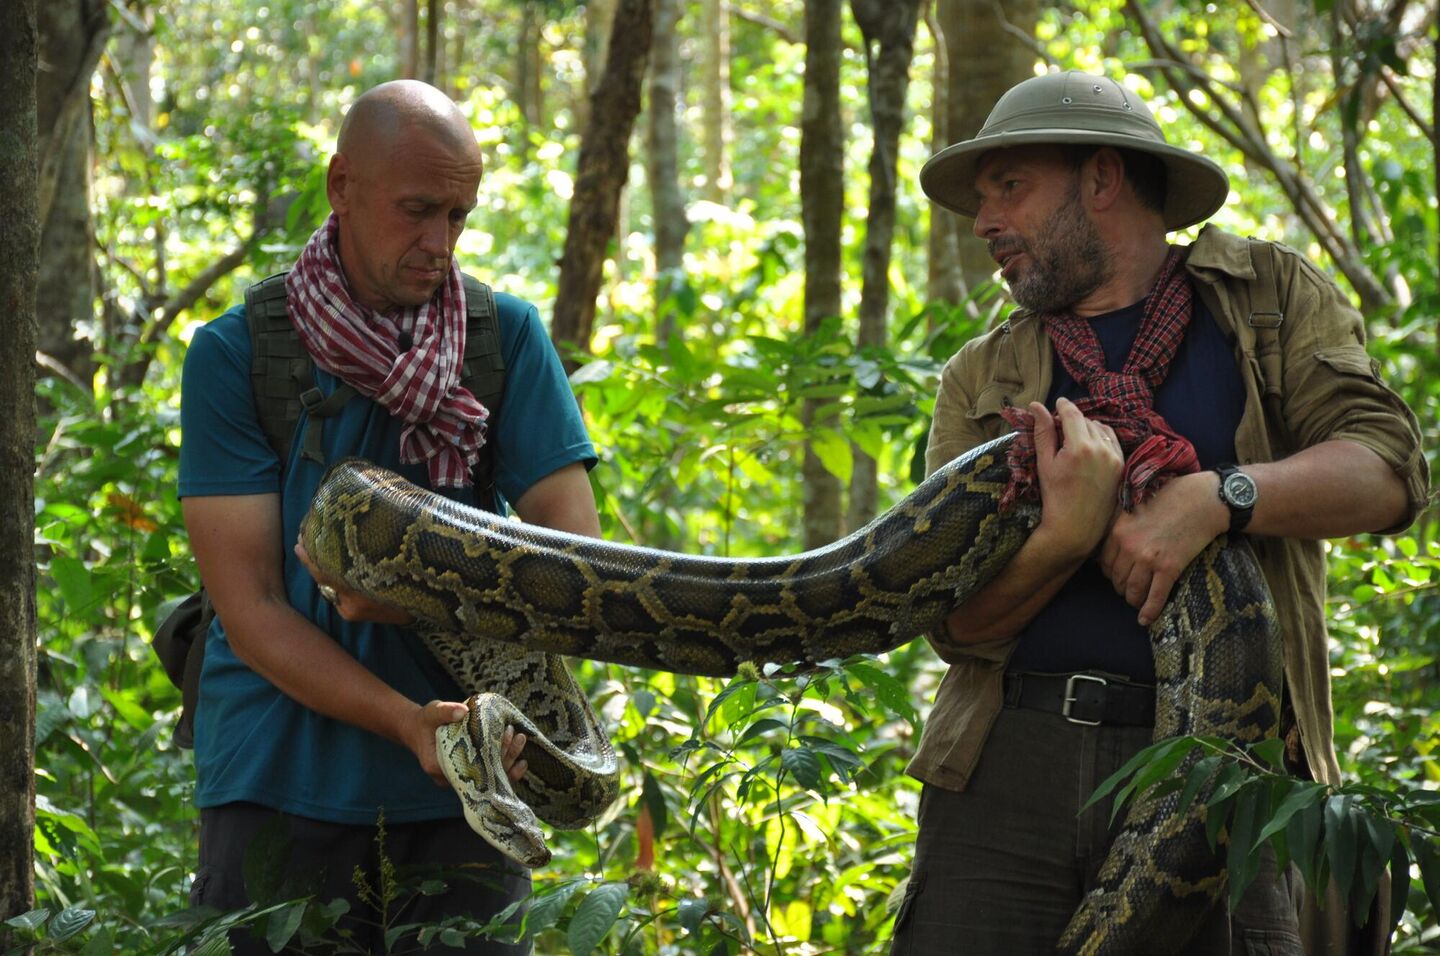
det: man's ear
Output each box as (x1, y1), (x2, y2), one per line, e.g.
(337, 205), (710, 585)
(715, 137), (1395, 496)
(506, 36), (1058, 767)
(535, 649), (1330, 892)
(1084, 147), (1126, 213)
(326, 154), (351, 214)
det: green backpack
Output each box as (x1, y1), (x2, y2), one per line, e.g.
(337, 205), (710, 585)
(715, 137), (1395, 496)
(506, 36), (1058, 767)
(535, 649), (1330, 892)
(154, 272), (507, 748)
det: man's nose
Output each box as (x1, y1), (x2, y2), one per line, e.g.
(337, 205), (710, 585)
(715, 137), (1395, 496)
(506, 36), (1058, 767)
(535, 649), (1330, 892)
(972, 201), (1000, 239)
(418, 216), (451, 257)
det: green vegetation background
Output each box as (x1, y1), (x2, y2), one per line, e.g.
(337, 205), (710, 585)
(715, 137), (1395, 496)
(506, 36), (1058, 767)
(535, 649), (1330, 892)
(24, 0), (1440, 952)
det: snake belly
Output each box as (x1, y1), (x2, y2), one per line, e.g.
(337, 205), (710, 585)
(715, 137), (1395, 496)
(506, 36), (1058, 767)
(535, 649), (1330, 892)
(299, 433), (1282, 949)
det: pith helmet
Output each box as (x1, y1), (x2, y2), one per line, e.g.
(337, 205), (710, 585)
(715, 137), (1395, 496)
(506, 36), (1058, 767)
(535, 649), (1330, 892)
(920, 71), (1230, 231)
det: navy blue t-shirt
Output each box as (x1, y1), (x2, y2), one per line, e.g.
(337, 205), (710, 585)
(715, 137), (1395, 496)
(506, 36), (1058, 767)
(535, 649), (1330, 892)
(1007, 295), (1245, 682)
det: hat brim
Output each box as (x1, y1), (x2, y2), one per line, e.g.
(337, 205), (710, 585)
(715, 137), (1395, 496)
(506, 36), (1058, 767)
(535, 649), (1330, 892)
(920, 128), (1230, 232)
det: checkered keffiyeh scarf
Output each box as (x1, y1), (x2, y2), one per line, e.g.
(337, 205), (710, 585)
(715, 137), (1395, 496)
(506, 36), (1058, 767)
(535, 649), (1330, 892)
(1000, 245), (1200, 511)
(285, 214), (488, 488)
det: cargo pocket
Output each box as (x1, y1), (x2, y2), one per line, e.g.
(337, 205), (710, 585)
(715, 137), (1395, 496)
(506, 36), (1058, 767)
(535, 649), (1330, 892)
(1241, 927), (1304, 956)
(188, 865), (215, 908)
(888, 873), (925, 956)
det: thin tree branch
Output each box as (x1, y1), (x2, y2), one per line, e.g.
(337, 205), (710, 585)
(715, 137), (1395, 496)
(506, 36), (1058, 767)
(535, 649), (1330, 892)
(732, 5), (798, 45)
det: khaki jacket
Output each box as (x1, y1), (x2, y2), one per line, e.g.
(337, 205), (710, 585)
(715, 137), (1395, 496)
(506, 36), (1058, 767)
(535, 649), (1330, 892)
(908, 225), (1429, 790)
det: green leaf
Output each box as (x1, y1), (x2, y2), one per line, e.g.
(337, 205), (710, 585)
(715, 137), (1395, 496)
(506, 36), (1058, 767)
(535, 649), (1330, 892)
(1286, 798), (1325, 893)
(567, 882), (629, 956)
(1227, 789), (1266, 908)
(5, 909), (50, 934)
(781, 747), (822, 790)
(641, 772), (669, 840)
(704, 677), (755, 729)
(80, 927), (115, 955)
(809, 428), (853, 484)
(1177, 754), (1223, 816)
(1083, 737), (1197, 815)
(738, 717), (789, 744)
(1386, 836), (1410, 940)
(676, 897), (710, 934)
(49, 555), (94, 614)
(524, 881), (585, 936)
(101, 686), (154, 731)
(1249, 737), (1286, 770)
(264, 902), (305, 952)
(847, 661), (918, 726)
(1411, 833), (1440, 927)
(1256, 782), (1327, 847)
(1351, 812), (1394, 923)
(1325, 794), (1359, 906)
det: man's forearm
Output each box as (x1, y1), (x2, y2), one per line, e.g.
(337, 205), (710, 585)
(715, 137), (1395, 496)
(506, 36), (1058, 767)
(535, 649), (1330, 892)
(932, 527), (1087, 656)
(1242, 439), (1410, 539)
(227, 596), (423, 749)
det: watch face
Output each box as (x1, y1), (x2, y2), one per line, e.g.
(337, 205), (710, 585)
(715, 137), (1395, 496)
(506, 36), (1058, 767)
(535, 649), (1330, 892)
(1222, 472), (1258, 509)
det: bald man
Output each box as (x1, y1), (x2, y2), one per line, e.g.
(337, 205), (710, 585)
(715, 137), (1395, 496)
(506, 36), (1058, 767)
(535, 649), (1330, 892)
(179, 81), (598, 953)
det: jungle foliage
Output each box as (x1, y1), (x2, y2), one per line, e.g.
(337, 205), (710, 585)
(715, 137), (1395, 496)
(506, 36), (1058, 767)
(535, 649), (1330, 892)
(16, 0), (1440, 953)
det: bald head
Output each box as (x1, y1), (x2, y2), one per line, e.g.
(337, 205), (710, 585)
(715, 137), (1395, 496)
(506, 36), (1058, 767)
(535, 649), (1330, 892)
(338, 80), (482, 170)
(325, 81), (485, 312)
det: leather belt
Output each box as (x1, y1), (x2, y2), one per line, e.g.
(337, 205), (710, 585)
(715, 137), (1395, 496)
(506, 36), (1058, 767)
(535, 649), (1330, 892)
(1003, 671), (1156, 727)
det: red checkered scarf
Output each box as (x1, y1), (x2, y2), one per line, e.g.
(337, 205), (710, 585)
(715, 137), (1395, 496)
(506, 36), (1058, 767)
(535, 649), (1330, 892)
(999, 245), (1200, 511)
(284, 214), (488, 488)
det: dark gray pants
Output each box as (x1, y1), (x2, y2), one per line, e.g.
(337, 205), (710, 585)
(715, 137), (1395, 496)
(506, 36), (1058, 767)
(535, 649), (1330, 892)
(190, 802), (531, 955)
(890, 707), (1304, 955)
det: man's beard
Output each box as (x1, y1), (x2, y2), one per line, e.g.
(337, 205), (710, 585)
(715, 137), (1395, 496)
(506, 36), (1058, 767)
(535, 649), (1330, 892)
(997, 185), (1111, 313)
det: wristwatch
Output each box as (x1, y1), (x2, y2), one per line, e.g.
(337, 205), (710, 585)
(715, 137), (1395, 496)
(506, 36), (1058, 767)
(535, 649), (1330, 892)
(1215, 465), (1257, 534)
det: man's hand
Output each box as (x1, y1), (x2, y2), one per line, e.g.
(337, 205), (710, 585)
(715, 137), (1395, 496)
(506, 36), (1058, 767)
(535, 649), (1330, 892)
(407, 700), (529, 787)
(1030, 397), (1125, 559)
(294, 540), (416, 625)
(1099, 470), (1228, 627)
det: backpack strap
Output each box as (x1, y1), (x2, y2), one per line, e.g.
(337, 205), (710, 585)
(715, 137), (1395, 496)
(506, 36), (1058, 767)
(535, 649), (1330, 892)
(245, 272), (358, 468)
(1246, 239), (1285, 400)
(460, 274), (506, 512)
(245, 271), (506, 503)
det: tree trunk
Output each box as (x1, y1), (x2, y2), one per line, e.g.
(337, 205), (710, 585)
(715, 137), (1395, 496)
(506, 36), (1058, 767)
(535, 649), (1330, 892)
(422, 0), (440, 86)
(924, 3), (962, 305)
(551, 0), (654, 368)
(847, 0), (922, 532)
(800, 0), (845, 548)
(0, 0), (39, 935)
(516, 2), (545, 136)
(402, 0), (420, 78)
(647, 0), (688, 345)
(36, 0), (109, 382)
(575, 0), (618, 135)
(700, 0), (733, 200)
(934, 0), (1038, 301)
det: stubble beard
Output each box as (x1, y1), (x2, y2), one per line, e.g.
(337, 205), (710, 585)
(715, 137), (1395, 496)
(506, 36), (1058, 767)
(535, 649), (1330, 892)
(1004, 186), (1112, 314)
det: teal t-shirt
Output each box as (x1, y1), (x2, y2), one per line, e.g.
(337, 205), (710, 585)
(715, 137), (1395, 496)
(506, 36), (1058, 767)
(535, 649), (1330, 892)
(178, 292), (596, 823)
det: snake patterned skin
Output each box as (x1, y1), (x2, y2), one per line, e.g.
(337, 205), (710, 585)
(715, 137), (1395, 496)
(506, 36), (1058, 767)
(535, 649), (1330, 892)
(299, 434), (1282, 951)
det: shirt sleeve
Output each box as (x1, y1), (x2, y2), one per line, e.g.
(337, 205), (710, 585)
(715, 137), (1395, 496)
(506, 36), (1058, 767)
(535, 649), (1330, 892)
(1274, 252), (1429, 532)
(178, 308), (283, 498)
(491, 296), (598, 504)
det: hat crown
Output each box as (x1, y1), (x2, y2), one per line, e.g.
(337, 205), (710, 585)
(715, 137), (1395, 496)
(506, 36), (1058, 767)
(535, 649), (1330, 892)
(978, 71), (1167, 148)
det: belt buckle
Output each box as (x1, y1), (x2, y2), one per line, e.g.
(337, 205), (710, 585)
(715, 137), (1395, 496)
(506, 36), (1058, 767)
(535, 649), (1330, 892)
(1062, 673), (1107, 726)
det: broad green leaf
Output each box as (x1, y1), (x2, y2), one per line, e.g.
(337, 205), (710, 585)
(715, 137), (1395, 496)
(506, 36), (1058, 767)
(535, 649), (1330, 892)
(1227, 789), (1266, 907)
(781, 747), (822, 790)
(49, 555), (94, 614)
(567, 882), (629, 956)
(524, 881), (585, 936)
(809, 428), (853, 484)
(264, 902), (305, 952)
(676, 897), (710, 934)
(847, 661), (918, 726)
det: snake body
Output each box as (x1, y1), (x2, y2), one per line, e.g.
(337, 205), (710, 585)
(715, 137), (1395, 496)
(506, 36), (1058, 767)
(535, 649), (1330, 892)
(299, 433), (1282, 951)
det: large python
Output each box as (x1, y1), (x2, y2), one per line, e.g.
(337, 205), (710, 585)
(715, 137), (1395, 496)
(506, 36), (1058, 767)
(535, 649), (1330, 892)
(299, 433), (1282, 953)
